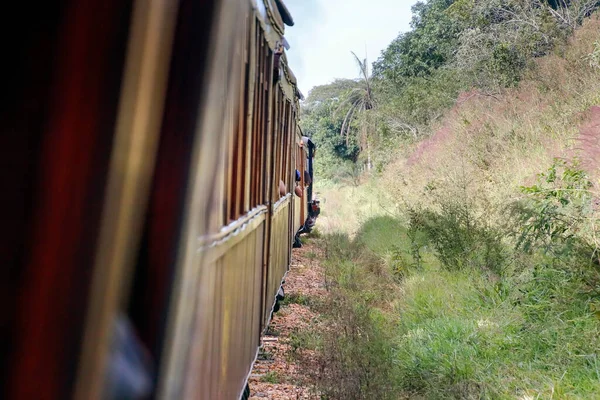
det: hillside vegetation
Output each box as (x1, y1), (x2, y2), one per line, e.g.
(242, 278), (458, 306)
(295, 1), (600, 398)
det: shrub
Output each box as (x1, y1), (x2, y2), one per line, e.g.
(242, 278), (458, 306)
(511, 159), (598, 266)
(407, 199), (507, 275)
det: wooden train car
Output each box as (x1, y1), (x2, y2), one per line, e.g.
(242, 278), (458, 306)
(1, 0), (317, 399)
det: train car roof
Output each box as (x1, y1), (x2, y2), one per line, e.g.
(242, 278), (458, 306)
(253, 1), (301, 103)
(254, 0), (294, 36)
(275, 0), (294, 26)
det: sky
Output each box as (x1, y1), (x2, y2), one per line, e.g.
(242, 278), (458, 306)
(283, 0), (419, 96)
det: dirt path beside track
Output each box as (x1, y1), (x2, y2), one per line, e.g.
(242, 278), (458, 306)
(249, 240), (325, 400)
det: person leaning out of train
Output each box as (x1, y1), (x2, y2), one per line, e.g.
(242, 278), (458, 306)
(303, 170), (312, 187)
(294, 169), (303, 197)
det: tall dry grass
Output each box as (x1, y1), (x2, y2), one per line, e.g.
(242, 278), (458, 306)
(383, 14), (600, 229)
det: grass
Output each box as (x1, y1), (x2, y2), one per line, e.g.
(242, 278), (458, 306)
(297, 15), (600, 400)
(257, 348), (274, 362)
(313, 178), (394, 237)
(295, 213), (600, 399)
(264, 326), (280, 336)
(260, 371), (281, 384)
(281, 293), (313, 307)
(380, 14), (600, 232)
(393, 256), (600, 399)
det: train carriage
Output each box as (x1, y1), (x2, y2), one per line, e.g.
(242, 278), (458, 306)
(2, 0), (317, 399)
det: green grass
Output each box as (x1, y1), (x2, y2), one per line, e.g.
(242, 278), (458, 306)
(260, 371), (282, 384)
(394, 259), (600, 399)
(298, 214), (600, 399)
(281, 293), (313, 307)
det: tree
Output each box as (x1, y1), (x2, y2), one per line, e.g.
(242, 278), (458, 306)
(373, 0), (465, 84)
(335, 52), (375, 170)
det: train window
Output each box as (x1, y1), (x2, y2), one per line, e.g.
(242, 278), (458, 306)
(249, 24), (272, 210)
(271, 91), (294, 202)
(225, 15), (251, 222)
(227, 52), (249, 221)
(271, 91), (279, 201)
(224, 16), (276, 222)
(280, 101), (289, 192)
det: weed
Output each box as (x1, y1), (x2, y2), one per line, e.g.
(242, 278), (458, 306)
(281, 293), (312, 307)
(260, 371), (281, 384)
(306, 227), (322, 239)
(293, 15), (600, 399)
(584, 40), (600, 69)
(288, 329), (321, 355)
(264, 326), (280, 337)
(257, 348), (274, 361)
(295, 207), (600, 398)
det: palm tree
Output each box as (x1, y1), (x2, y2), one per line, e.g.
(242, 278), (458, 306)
(336, 52), (375, 170)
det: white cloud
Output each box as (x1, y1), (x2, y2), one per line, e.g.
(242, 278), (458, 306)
(283, 0), (418, 95)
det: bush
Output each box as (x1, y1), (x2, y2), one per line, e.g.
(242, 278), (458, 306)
(407, 199), (507, 275)
(511, 159), (599, 268)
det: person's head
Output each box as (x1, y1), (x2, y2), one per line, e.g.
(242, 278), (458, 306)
(294, 185), (303, 197)
(304, 170), (312, 186)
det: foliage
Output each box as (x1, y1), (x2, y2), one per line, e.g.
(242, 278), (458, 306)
(291, 11), (600, 400)
(299, 1), (599, 179)
(511, 159), (599, 271)
(295, 204), (600, 398)
(373, 0), (464, 82)
(546, 0), (600, 29)
(295, 232), (401, 400)
(408, 202), (507, 274)
(281, 292), (313, 307)
(516, 160), (594, 246)
(585, 40), (600, 68)
(454, 0), (570, 91)
(335, 54), (374, 145)
(374, 68), (465, 134)
(301, 81), (361, 180)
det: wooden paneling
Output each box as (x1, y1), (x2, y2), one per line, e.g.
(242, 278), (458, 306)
(183, 214), (266, 399)
(157, 1), (277, 399)
(264, 198), (292, 327)
(3, 0), (305, 399)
